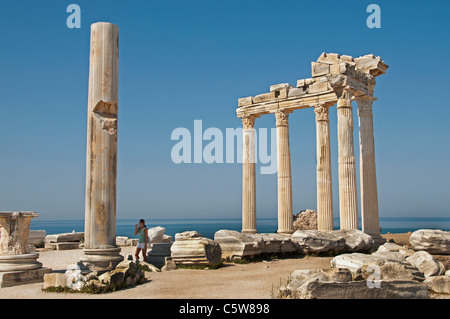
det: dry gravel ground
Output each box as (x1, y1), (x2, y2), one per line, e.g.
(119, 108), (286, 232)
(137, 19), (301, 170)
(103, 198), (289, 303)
(0, 233), (411, 299)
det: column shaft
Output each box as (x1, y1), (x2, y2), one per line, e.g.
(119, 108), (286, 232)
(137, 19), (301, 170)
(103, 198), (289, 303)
(242, 115), (257, 233)
(314, 105), (334, 231)
(81, 22), (123, 271)
(276, 110), (293, 234)
(337, 88), (359, 230)
(357, 98), (380, 235)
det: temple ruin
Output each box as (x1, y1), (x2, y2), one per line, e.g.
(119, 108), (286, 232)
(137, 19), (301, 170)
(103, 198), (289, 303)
(237, 52), (388, 238)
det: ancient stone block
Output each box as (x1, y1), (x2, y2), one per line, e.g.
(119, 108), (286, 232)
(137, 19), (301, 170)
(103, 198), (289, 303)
(171, 231), (222, 266)
(238, 96), (253, 107)
(311, 62), (330, 77)
(253, 92), (276, 103)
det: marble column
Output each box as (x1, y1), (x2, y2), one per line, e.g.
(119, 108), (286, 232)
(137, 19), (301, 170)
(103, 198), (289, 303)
(275, 110), (294, 234)
(80, 22), (123, 271)
(337, 88), (359, 230)
(241, 115), (257, 234)
(314, 104), (334, 231)
(357, 97), (380, 235)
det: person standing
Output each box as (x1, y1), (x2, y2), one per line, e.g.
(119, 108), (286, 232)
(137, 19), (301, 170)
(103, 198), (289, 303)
(134, 219), (148, 262)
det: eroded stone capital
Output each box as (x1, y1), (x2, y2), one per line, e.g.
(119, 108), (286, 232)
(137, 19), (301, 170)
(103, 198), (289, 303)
(275, 109), (291, 127)
(337, 87), (353, 109)
(356, 98), (375, 117)
(241, 115), (257, 130)
(314, 104), (331, 122)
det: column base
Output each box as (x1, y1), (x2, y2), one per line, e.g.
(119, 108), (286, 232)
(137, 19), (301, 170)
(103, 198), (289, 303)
(0, 253), (42, 272)
(241, 229), (257, 234)
(80, 247), (123, 272)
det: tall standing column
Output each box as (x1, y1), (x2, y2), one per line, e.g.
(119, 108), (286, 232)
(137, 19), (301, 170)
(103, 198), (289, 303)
(275, 110), (294, 234)
(80, 22), (123, 271)
(337, 87), (359, 230)
(241, 115), (257, 234)
(357, 97), (380, 235)
(314, 104), (334, 231)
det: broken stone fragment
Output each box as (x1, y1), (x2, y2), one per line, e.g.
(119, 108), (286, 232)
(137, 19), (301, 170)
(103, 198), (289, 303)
(253, 92), (276, 103)
(311, 62), (330, 77)
(238, 96), (253, 107)
(317, 52), (341, 65)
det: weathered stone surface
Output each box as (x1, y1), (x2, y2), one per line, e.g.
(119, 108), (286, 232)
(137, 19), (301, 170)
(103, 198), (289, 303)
(45, 242), (81, 250)
(27, 230), (46, 247)
(291, 230), (345, 255)
(148, 226), (166, 244)
(99, 269), (124, 287)
(293, 209), (317, 231)
(137, 260), (160, 272)
(45, 232), (84, 243)
(171, 231), (222, 266)
(238, 96), (253, 107)
(378, 262), (425, 282)
(116, 236), (129, 246)
(43, 273), (69, 289)
(252, 233), (297, 254)
(330, 253), (386, 273)
(214, 230), (264, 259)
(1, 267), (51, 288)
(253, 92), (276, 103)
(287, 87), (305, 98)
(377, 242), (406, 253)
(372, 251), (407, 263)
(311, 62), (330, 77)
(126, 238), (139, 246)
(162, 235), (173, 243)
(407, 251), (444, 278)
(147, 243), (172, 268)
(409, 229), (450, 255)
(425, 276), (450, 294)
(161, 258), (177, 271)
(446, 269), (450, 276)
(0, 212), (38, 255)
(295, 279), (428, 299)
(335, 229), (374, 253)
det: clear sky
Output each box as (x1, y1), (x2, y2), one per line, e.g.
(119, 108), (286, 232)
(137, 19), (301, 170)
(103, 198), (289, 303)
(0, 0), (449, 220)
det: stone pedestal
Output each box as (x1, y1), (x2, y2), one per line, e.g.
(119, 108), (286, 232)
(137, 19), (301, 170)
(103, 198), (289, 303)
(80, 22), (123, 271)
(336, 88), (359, 230)
(0, 212), (51, 288)
(241, 115), (257, 234)
(314, 104), (334, 231)
(275, 110), (294, 234)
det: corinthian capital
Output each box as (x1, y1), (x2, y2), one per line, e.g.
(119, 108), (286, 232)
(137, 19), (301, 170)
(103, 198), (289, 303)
(275, 109), (291, 127)
(356, 98), (374, 117)
(241, 115), (257, 129)
(314, 104), (330, 122)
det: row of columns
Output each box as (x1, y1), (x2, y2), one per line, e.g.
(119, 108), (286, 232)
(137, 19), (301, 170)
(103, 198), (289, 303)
(241, 87), (380, 235)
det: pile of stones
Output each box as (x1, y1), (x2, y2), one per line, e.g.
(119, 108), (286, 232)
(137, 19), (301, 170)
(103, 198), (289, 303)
(278, 229), (450, 299)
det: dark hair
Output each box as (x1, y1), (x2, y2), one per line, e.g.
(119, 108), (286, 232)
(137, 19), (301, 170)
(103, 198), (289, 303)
(139, 219), (146, 228)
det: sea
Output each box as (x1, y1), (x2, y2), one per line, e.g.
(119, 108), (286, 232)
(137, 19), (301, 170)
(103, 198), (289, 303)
(30, 217), (450, 240)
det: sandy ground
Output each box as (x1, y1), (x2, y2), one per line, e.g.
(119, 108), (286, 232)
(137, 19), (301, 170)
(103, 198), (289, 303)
(0, 232), (416, 299)
(0, 246), (332, 299)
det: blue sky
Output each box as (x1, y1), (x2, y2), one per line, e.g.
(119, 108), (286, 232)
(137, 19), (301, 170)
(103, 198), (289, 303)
(0, 0), (449, 221)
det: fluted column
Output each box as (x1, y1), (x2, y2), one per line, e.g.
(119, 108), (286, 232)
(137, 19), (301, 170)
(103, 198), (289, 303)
(275, 110), (294, 234)
(80, 22), (123, 271)
(241, 115), (257, 234)
(337, 87), (359, 230)
(357, 97), (380, 235)
(314, 104), (334, 231)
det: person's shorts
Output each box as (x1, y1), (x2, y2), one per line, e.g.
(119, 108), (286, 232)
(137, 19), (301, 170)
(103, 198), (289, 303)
(136, 242), (146, 249)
